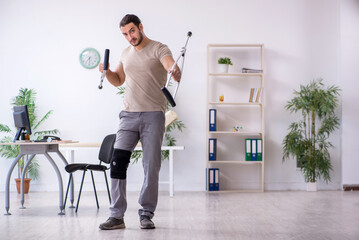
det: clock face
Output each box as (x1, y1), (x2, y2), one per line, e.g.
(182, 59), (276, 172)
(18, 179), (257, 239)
(79, 48), (100, 69)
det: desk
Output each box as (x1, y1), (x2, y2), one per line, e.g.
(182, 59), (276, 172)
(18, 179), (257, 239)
(60, 143), (185, 197)
(1, 141), (76, 215)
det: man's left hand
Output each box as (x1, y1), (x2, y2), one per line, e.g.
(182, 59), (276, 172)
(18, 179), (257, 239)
(170, 66), (181, 82)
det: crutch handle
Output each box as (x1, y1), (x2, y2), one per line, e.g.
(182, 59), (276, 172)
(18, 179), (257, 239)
(161, 87), (176, 107)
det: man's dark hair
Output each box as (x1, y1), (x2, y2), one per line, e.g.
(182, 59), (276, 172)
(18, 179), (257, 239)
(120, 14), (141, 28)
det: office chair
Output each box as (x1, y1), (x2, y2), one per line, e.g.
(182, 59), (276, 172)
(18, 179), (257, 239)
(64, 134), (116, 212)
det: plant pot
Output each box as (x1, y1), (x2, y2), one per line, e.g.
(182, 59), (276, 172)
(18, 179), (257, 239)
(218, 64), (229, 73)
(15, 178), (31, 194)
(306, 181), (317, 192)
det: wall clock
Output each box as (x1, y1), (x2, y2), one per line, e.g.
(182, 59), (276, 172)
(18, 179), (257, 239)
(79, 48), (100, 69)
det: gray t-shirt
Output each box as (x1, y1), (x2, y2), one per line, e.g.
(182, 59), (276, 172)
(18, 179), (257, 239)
(119, 40), (172, 112)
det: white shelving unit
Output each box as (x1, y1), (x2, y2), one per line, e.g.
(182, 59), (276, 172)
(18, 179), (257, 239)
(206, 44), (265, 192)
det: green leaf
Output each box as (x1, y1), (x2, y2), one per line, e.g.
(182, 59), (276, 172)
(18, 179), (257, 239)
(33, 110), (54, 131)
(0, 124), (12, 133)
(218, 57), (233, 65)
(0, 139), (20, 159)
(117, 86), (126, 97)
(130, 150), (142, 164)
(166, 120), (185, 133)
(27, 159), (40, 180)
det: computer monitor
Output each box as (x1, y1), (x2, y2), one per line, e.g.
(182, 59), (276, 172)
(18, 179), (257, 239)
(13, 105), (32, 142)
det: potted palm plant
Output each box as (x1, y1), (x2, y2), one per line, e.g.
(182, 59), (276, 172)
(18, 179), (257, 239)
(282, 79), (340, 191)
(0, 88), (59, 193)
(218, 57), (233, 73)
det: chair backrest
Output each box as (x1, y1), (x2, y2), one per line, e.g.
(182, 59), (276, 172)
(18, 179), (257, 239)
(165, 110), (178, 129)
(98, 134), (116, 164)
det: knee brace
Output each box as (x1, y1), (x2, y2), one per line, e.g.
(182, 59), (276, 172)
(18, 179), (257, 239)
(110, 149), (132, 179)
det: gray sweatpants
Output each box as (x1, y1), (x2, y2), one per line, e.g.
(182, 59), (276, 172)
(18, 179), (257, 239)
(109, 111), (165, 219)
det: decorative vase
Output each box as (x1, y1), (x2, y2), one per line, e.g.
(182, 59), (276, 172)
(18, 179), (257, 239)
(306, 181), (317, 192)
(218, 64), (229, 73)
(15, 178), (31, 194)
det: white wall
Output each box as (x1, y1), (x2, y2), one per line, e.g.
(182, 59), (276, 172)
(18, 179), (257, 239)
(341, 0), (359, 185)
(0, 0), (349, 192)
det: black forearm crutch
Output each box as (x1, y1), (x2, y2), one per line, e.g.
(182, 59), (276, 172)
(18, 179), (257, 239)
(98, 49), (110, 89)
(161, 31), (192, 107)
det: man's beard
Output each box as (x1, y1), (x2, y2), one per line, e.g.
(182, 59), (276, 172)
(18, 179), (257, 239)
(131, 31), (143, 47)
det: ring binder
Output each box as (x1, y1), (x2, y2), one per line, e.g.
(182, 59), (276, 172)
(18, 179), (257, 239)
(209, 109), (217, 131)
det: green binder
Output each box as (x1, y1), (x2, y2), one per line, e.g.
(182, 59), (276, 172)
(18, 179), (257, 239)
(245, 138), (251, 161)
(257, 138), (262, 161)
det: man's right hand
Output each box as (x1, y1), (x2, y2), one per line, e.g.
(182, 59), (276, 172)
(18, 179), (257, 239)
(99, 62), (107, 73)
(99, 63), (125, 87)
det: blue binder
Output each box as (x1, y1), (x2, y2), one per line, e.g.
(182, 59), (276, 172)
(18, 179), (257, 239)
(214, 168), (220, 191)
(208, 168), (215, 191)
(209, 109), (216, 131)
(209, 138), (217, 161)
(251, 139), (257, 160)
(206, 168), (208, 191)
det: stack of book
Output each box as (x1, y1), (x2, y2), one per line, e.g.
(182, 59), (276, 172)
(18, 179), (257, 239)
(245, 138), (262, 161)
(242, 68), (263, 73)
(249, 88), (262, 103)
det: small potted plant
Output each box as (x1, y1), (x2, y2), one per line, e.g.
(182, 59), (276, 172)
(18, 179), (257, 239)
(282, 79), (340, 191)
(218, 57), (233, 73)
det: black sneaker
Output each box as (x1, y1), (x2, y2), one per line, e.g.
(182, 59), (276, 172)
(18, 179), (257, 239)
(140, 215), (155, 229)
(99, 217), (125, 230)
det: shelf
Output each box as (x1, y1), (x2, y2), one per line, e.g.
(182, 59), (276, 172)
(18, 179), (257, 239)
(207, 44), (264, 48)
(206, 44), (264, 193)
(207, 189), (264, 193)
(208, 160), (263, 164)
(208, 131), (263, 136)
(208, 102), (262, 106)
(209, 73), (263, 77)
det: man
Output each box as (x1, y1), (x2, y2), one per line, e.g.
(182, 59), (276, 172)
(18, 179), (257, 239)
(98, 14), (181, 230)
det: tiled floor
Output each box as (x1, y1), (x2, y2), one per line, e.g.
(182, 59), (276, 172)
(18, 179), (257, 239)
(1, 190), (359, 239)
